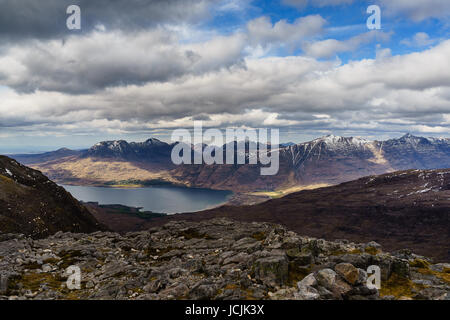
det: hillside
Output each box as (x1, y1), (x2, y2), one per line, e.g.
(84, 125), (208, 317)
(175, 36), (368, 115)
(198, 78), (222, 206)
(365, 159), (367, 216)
(139, 169), (450, 262)
(0, 156), (105, 238)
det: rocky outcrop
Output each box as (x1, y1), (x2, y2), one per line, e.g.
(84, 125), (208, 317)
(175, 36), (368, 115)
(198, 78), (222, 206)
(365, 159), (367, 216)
(0, 219), (448, 300)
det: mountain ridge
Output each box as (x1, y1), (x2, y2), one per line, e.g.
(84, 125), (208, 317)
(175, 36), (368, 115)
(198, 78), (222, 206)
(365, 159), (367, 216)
(10, 133), (450, 193)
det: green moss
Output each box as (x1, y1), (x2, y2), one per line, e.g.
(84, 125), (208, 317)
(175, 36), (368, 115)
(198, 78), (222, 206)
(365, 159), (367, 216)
(251, 232), (266, 241)
(287, 262), (312, 286)
(379, 273), (416, 299)
(415, 267), (450, 284)
(8, 272), (63, 293)
(409, 259), (431, 269)
(365, 246), (380, 255)
(379, 272), (428, 299)
(57, 250), (84, 269)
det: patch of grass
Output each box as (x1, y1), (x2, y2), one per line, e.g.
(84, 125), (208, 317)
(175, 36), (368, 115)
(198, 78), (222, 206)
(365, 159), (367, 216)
(414, 266), (450, 284)
(57, 250), (84, 269)
(249, 184), (330, 199)
(379, 273), (419, 299)
(8, 272), (63, 293)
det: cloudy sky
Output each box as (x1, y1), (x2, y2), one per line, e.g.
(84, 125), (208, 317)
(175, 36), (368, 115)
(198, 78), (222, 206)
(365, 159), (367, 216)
(0, 0), (449, 153)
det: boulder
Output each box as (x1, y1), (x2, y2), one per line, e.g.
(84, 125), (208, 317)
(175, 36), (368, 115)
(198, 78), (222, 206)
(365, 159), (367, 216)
(315, 269), (336, 289)
(253, 255), (289, 287)
(335, 263), (359, 285)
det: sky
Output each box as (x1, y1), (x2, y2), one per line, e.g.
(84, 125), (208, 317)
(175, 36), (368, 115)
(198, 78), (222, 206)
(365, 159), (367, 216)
(0, 0), (449, 153)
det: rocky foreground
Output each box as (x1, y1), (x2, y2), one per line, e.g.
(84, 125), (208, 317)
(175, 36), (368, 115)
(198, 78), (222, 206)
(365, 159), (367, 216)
(0, 219), (449, 300)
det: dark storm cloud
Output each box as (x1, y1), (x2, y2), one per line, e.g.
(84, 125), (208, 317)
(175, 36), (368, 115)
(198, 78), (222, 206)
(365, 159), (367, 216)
(0, 29), (246, 94)
(0, 0), (216, 42)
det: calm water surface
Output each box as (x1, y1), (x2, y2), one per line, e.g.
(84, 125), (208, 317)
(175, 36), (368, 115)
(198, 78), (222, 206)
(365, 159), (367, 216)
(62, 185), (232, 214)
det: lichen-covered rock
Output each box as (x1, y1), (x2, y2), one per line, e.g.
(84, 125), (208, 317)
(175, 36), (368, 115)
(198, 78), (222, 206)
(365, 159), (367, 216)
(296, 284), (320, 300)
(315, 269), (336, 289)
(391, 259), (410, 279)
(0, 219), (447, 300)
(253, 256), (289, 287)
(335, 263), (359, 285)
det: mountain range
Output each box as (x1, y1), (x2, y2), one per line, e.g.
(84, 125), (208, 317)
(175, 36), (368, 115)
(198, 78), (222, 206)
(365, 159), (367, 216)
(12, 134), (450, 193)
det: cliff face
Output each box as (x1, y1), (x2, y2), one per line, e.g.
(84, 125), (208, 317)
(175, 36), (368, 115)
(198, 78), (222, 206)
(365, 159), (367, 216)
(0, 219), (448, 300)
(0, 156), (105, 238)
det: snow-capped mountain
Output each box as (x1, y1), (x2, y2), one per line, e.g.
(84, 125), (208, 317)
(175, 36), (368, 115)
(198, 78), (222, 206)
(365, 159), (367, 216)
(10, 134), (450, 192)
(84, 138), (174, 163)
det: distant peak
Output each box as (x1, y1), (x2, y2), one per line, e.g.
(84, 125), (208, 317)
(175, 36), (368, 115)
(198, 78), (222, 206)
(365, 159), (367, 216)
(401, 133), (418, 139)
(145, 138), (163, 144)
(316, 135), (369, 144)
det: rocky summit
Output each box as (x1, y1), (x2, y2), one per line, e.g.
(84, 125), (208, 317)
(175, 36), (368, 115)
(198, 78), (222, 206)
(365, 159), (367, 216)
(0, 219), (448, 300)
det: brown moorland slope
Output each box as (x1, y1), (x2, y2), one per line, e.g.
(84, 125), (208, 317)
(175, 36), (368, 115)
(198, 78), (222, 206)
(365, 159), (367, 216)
(138, 169), (450, 261)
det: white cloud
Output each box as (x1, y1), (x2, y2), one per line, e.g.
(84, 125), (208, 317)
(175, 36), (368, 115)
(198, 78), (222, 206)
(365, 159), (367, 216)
(0, 29), (247, 93)
(302, 31), (392, 58)
(379, 0), (450, 21)
(247, 15), (327, 50)
(282, 0), (354, 10)
(1, 40), (450, 138)
(283, 0), (450, 21)
(401, 32), (438, 47)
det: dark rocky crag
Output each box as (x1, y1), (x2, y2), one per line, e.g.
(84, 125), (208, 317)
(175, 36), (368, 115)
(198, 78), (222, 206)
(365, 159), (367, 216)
(0, 219), (448, 300)
(0, 155), (105, 238)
